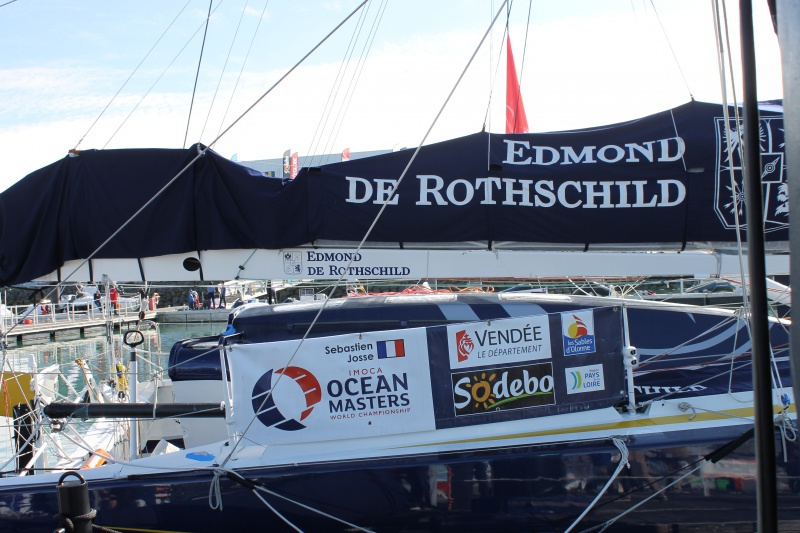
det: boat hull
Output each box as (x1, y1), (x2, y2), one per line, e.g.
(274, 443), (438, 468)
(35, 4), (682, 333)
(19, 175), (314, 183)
(1, 427), (798, 532)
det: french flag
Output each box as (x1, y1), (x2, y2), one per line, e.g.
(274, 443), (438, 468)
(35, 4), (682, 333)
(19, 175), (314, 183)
(377, 339), (405, 359)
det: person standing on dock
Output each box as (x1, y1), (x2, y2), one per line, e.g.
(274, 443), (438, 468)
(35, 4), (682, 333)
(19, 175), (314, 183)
(109, 285), (119, 315)
(207, 286), (215, 309)
(219, 284), (227, 309)
(188, 289), (196, 310)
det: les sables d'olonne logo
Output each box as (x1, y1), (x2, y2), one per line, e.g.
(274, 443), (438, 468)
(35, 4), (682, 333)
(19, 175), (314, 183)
(455, 330), (474, 362)
(561, 311), (596, 356)
(251, 366), (321, 431)
(452, 362), (554, 416)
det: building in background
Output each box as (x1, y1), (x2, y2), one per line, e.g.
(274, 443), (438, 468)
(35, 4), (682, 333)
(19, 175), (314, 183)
(239, 148), (393, 177)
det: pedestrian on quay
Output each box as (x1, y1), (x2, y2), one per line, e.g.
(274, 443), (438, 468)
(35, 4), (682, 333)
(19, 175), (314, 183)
(219, 284), (227, 309)
(109, 285), (119, 315)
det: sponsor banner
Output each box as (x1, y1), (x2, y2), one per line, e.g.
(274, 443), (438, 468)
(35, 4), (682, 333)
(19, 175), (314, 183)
(290, 152), (299, 179)
(282, 149), (291, 178)
(561, 310), (596, 356)
(447, 315), (551, 370)
(565, 364), (605, 394)
(452, 362), (555, 416)
(281, 248), (426, 280)
(229, 328), (435, 444)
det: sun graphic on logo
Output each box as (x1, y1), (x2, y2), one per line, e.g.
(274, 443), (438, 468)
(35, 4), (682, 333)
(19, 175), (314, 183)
(566, 315), (588, 339)
(464, 372), (497, 409)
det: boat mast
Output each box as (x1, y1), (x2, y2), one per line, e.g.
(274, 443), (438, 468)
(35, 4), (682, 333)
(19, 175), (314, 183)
(777, 0), (800, 458)
(739, 0), (777, 530)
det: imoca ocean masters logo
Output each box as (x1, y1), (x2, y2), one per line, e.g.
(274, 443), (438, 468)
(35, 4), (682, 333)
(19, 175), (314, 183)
(251, 366), (321, 431)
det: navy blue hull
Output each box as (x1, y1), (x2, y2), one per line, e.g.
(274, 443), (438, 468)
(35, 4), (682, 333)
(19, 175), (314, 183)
(2, 430), (799, 532)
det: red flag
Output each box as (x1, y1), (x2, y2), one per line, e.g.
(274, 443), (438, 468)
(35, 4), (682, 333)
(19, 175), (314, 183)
(506, 36), (529, 134)
(290, 152), (299, 179)
(342, 148), (350, 161)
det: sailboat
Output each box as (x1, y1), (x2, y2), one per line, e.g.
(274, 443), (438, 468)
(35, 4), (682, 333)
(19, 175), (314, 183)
(0, 1), (795, 531)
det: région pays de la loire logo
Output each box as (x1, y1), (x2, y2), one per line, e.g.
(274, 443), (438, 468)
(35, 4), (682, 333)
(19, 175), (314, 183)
(251, 366), (321, 431)
(561, 311), (596, 356)
(565, 364), (605, 395)
(455, 330), (475, 362)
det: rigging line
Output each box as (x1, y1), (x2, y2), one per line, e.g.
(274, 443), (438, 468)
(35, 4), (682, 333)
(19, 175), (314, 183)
(634, 314), (739, 369)
(324, 0), (389, 162)
(221, 0), (509, 467)
(208, 0), (370, 150)
(0, 0), (18, 8)
(200, 0), (250, 143)
(253, 483), (375, 532)
(482, 10), (508, 131)
(184, 0), (215, 149)
(511, 0), (533, 133)
(715, 0), (752, 332)
(580, 458), (707, 532)
(647, 0), (692, 99)
(305, 0), (371, 168)
(103, 0), (229, 149)
(321, 0), (385, 160)
(73, 0), (194, 151)
(564, 437), (630, 533)
(216, 0), (272, 139)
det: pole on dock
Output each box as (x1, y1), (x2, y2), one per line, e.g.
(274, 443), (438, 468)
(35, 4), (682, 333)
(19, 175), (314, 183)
(124, 330), (144, 460)
(739, 1), (777, 530)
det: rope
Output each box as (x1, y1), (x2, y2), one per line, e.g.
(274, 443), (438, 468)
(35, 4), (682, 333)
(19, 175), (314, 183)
(209, 469), (224, 510)
(54, 509), (96, 532)
(775, 408), (797, 463)
(72, 0), (194, 151)
(209, 467), (374, 532)
(220, 0), (510, 469)
(198, 0), (249, 143)
(54, 508), (124, 533)
(582, 461), (707, 533)
(322, 0), (390, 166)
(564, 437), (630, 532)
(183, 0), (214, 149)
(216, 0), (272, 139)
(305, 0), (372, 167)
(647, 0), (692, 99)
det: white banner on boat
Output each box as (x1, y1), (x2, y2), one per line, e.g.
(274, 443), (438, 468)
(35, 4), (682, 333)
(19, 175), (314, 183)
(446, 315), (552, 370)
(229, 328), (435, 444)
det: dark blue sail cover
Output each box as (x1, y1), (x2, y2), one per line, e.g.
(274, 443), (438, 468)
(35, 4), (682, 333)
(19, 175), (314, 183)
(0, 100), (786, 285)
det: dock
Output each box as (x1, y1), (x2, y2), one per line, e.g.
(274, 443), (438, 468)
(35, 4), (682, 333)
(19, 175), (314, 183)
(3, 308), (158, 346)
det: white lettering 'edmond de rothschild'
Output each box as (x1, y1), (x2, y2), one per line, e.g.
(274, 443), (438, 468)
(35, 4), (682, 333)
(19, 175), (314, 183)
(345, 137), (687, 208)
(346, 175), (685, 209)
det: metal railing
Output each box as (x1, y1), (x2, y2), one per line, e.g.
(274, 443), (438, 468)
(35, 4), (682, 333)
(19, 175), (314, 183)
(1, 297), (143, 332)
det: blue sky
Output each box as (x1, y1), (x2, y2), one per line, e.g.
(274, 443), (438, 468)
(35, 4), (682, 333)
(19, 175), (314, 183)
(0, 0), (782, 191)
